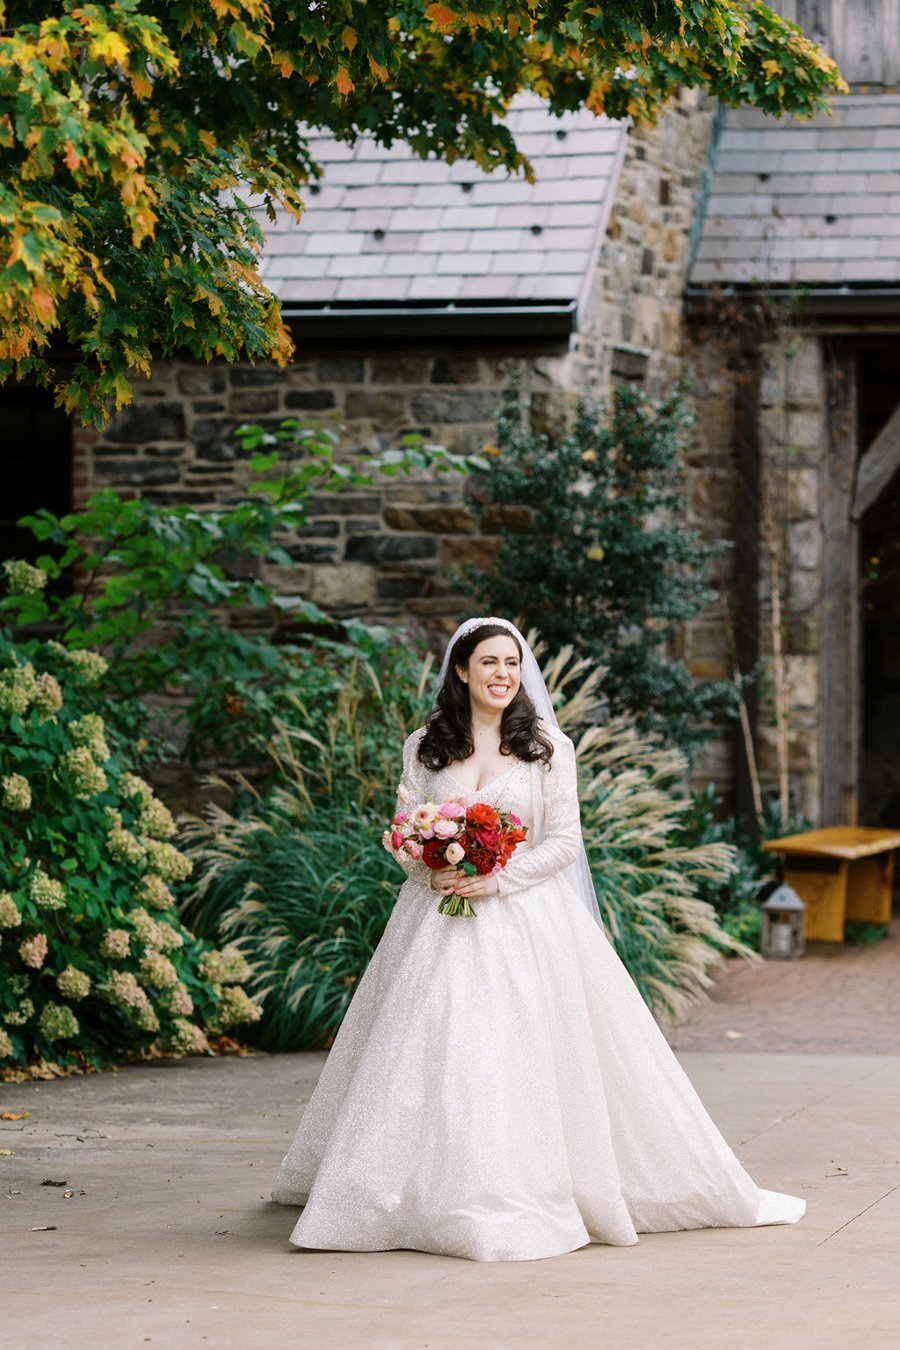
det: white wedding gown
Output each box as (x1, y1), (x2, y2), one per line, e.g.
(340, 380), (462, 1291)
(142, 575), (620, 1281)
(272, 724), (805, 1261)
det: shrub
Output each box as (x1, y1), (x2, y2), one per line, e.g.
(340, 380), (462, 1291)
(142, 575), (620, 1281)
(0, 627), (262, 1072)
(465, 383), (740, 757)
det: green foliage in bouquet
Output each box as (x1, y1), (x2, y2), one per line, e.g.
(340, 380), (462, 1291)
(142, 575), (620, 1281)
(3, 422), (475, 767)
(0, 630), (262, 1071)
(466, 383), (741, 757)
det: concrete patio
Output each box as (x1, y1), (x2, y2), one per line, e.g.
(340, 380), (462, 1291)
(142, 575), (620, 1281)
(2, 1038), (898, 1350)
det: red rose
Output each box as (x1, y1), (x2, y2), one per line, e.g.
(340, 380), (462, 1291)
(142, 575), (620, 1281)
(422, 839), (447, 870)
(467, 803), (501, 828)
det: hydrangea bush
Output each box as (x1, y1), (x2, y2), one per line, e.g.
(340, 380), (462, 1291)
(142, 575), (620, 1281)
(0, 614), (262, 1072)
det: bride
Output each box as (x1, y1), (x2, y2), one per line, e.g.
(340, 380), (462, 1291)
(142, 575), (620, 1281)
(272, 617), (805, 1261)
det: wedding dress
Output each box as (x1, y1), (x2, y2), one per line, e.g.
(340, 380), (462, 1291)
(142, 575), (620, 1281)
(272, 720), (805, 1261)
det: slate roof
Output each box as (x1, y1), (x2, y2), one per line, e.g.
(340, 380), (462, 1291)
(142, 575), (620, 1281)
(260, 96), (627, 314)
(689, 94), (900, 287)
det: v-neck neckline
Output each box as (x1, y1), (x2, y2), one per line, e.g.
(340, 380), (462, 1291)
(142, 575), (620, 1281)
(444, 759), (520, 797)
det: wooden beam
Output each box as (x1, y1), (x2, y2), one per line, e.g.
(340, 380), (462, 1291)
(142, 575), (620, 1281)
(821, 348), (861, 826)
(852, 396), (900, 520)
(733, 357), (762, 837)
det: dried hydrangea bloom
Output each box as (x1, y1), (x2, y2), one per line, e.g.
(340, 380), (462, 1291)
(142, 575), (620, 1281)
(130, 906), (162, 949)
(208, 984), (262, 1033)
(0, 1027), (13, 1059)
(100, 928), (130, 959)
(1, 773), (31, 812)
(137, 874), (176, 910)
(33, 671), (63, 721)
(62, 746), (109, 800)
(38, 1002), (80, 1042)
(49, 645), (109, 685)
(120, 773), (153, 805)
(5, 997), (35, 1026)
(198, 945), (252, 985)
(137, 797), (177, 841)
(19, 932), (48, 969)
(56, 966), (92, 1001)
(68, 713), (111, 762)
(27, 867), (66, 911)
(2, 558), (48, 595)
(0, 663), (38, 715)
(144, 839), (191, 882)
(106, 825), (146, 864)
(0, 892), (22, 929)
(167, 1018), (209, 1056)
(154, 922), (184, 953)
(140, 951), (178, 989)
(163, 983), (194, 1016)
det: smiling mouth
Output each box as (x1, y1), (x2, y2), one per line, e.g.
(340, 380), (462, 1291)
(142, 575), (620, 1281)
(487, 685), (510, 696)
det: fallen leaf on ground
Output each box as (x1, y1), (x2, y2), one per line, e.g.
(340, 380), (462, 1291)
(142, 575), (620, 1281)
(0, 1149), (14, 1156)
(41, 1179), (68, 1187)
(724, 1030), (744, 1039)
(826, 1167), (849, 1177)
(31, 1225), (57, 1231)
(0, 1111), (29, 1121)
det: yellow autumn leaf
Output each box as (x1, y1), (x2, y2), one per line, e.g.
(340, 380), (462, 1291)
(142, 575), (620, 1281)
(587, 546), (605, 561)
(762, 59), (782, 79)
(342, 25), (357, 52)
(335, 66), (354, 96)
(89, 31), (130, 67)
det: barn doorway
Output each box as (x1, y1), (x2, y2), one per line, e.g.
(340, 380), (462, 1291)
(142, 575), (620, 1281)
(0, 386), (72, 566)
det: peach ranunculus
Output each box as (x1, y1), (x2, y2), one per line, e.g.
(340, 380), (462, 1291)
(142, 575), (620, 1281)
(445, 841), (465, 865)
(432, 817), (460, 839)
(413, 803), (439, 829)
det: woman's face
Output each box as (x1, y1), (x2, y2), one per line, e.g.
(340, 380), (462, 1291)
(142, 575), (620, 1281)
(456, 635), (521, 717)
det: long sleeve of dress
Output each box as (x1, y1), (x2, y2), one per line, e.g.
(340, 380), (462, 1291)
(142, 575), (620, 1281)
(390, 730), (431, 888)
(495, 733), (584, 896)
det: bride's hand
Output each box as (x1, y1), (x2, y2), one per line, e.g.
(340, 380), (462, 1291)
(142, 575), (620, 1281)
(430, 866), (499, 898)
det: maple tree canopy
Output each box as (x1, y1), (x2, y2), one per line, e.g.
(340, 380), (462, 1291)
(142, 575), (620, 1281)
(0, 1), (846, 423)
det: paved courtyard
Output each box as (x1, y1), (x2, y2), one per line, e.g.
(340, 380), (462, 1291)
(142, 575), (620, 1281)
(2, 926), (899, 1350)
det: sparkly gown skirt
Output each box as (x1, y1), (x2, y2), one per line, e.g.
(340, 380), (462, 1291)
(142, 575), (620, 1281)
(271, 870), (805, 1261)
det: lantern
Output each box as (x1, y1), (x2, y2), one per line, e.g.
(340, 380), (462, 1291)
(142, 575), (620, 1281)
(760, 884), (806, 960)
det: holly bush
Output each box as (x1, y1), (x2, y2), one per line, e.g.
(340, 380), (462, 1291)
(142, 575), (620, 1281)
(0, 617), (262, 1072)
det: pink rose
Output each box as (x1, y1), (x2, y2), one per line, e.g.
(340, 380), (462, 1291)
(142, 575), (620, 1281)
(445, 841), (465, 865)
(433, 818), (459, 839)
(438, 801), (465, 818)
(390, 830), (403, 850)
(404, 839), (424, 860)
(392, 810), (409, 825)
(508, 813), (522, 827)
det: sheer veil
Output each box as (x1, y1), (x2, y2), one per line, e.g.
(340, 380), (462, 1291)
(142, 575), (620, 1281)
(435, 616), (604, 931)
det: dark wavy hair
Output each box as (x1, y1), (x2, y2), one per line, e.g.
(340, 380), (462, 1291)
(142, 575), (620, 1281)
(417, 623), (554, 772)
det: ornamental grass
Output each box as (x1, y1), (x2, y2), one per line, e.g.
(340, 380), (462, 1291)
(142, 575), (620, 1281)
(184, 640), (755, 1051)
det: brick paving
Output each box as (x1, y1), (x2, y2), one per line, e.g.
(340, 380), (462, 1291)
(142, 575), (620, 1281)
(668, 916), (900, 1055)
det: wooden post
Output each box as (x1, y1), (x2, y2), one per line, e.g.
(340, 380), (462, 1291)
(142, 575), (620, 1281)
(733, 358), (762, 838)
(821, 347), (861, 826)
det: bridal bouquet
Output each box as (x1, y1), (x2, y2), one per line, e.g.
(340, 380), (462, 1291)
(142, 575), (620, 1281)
(383, 797), (527, 917)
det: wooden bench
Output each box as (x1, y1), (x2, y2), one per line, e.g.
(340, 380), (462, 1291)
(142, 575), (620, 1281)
(762, 827), (900, 942)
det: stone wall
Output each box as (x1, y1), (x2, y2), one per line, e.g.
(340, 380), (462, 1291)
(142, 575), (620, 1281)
(74, 345), (574, 628)
(576, 88), (718, 396)
(680, 326), (828, 821)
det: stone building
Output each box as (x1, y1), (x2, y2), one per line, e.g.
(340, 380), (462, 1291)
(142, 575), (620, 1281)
(2, 0), (898, 830)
